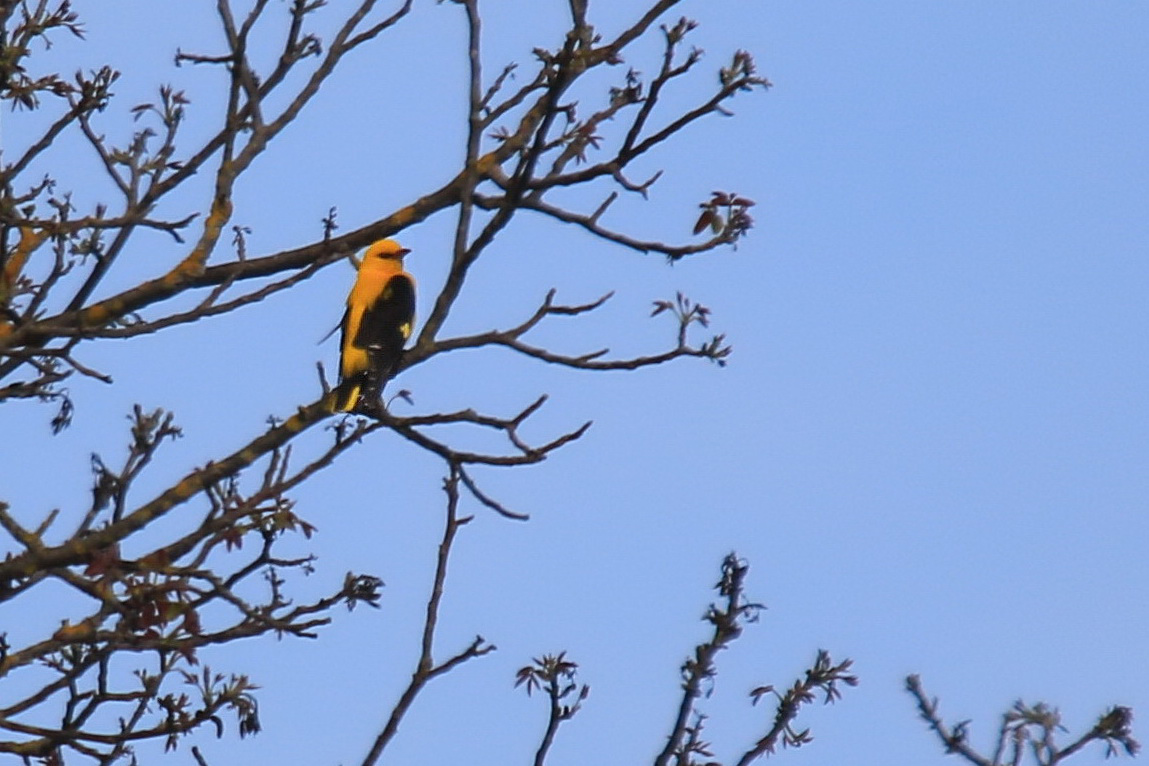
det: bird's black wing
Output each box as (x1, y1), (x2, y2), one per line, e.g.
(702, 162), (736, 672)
(356, 274), (416, 379)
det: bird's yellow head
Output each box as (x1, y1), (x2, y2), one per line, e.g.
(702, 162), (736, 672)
(364, 238), (411, 261)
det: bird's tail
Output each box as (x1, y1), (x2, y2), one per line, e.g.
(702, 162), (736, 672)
(331, 379), (363, 413)
(331, 361), (397, 414)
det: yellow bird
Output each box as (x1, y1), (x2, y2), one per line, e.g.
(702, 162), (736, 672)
(333, 239), (415, 412)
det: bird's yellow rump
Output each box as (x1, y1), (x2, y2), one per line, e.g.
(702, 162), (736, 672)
(333, 238), (415, 412)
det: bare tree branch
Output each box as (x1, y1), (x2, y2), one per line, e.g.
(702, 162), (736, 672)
(359, 465), (495, 766)
(907, 675), (1139, 766)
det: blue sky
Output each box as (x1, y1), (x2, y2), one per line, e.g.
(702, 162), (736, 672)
(2, 1), (1147, 764)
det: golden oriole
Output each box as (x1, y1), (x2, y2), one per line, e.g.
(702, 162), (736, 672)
(333, 238), (415, 412)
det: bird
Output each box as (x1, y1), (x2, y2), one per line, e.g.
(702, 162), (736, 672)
(332, 238), (416, 413)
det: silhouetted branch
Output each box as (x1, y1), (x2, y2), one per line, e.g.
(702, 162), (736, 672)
(907, 674), (1139, 766)
(377, 398), (592, 468)
(516, 652), (589, 766)
(735, 650), (857, 765)
(654, 554), (761, 766)
(478, 191), (729, 258)
(412, 287), (729, 373)
(652, 555), (856, 766)
(0, 399), (382, 758)
(360, 465), (495, 766)
(0, 398), (333, 593)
